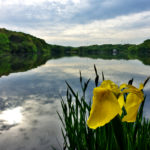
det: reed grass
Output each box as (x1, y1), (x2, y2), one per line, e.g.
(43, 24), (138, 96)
(57, 66), (150, 150)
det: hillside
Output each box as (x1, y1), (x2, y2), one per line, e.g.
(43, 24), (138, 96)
(0, 28), (150, 57)
(0, 28), (52, 54)
(128, 39), (150, 55)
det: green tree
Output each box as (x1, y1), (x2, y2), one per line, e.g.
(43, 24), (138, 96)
(0, 33), (10, 52)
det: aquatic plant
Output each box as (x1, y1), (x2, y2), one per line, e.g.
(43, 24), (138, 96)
(87, 80), (144, 129)
(57, 66), (150, 150)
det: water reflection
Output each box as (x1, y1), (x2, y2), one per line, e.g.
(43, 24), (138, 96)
(0, 56), (150, 150)
(1, 52), (150, 78)
(0, 107), (22, 125)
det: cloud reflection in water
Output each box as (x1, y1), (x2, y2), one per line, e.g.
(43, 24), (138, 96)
(0, 107), (23, 125)
(0, 57), (150, 150)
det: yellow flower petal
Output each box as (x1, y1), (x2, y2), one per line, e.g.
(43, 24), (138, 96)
(120, 83), (144, 101)
(139, 83), (144, 90)
(118, 94), (124, 116)
(122, 93), (143, 122)
(87, 87), (122, 129)
(100, 80), (120, 95)
(120, 83), (127, 90)
(118, 94), (124, 108)
(120, 83), (144, 122)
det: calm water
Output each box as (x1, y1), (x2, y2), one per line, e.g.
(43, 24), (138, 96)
(0, 56), (150, 150)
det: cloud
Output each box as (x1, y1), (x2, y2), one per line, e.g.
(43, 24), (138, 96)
(1, 0), (150, 25)
(48, 11), (150, 46)
(8, 10), (147, 47)
(0, 0), (70, 5)
(0, 0), (150, 46)
(71, 0), (150, 23)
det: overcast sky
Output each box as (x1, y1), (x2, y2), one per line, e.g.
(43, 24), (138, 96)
(0, 0), (150, 46)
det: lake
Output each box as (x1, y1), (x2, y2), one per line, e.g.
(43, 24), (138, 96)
(0, 55), (150, 150)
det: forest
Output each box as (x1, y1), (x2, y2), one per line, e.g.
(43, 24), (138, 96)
(0, 28), (150, 66)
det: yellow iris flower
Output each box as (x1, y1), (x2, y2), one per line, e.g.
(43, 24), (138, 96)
(87, 80), (122, 129)
(87, 80), (144, 129)
(120, 83), (144, 122)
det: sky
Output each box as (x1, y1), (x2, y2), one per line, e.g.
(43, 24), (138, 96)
(0, 0), (150, 46)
